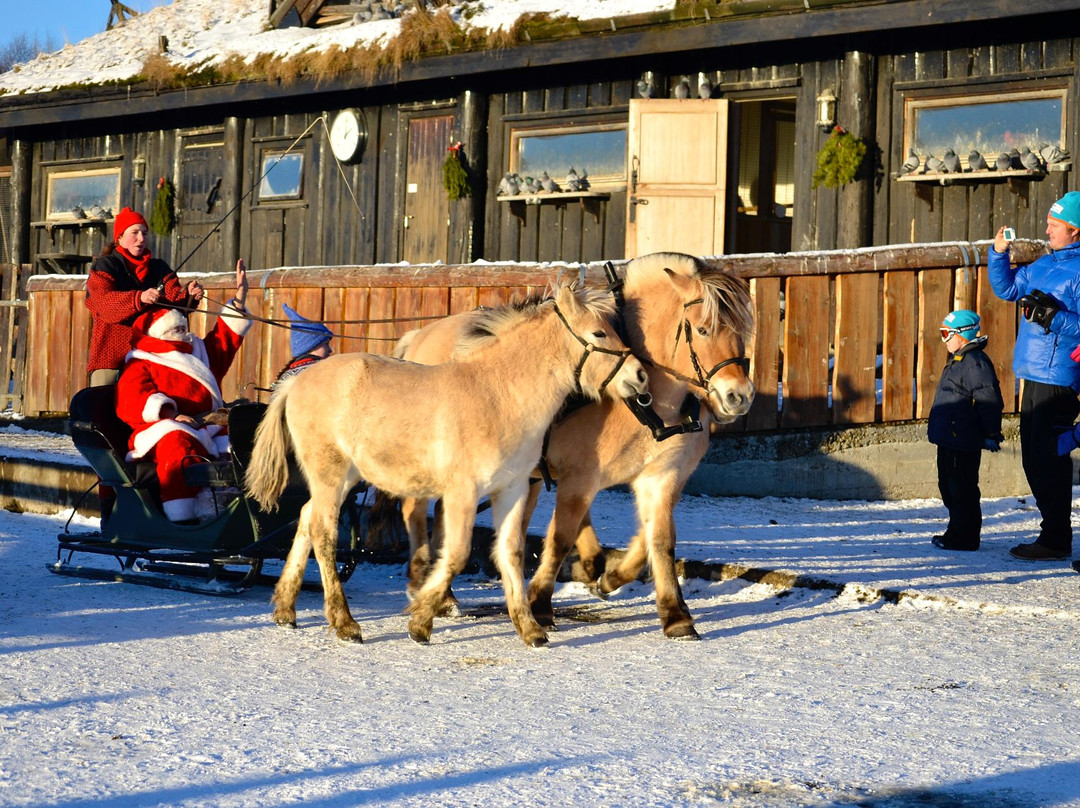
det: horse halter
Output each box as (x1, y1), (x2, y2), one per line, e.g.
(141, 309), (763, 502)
(666, 297), (750, 392)
(552, 303), (635, 396)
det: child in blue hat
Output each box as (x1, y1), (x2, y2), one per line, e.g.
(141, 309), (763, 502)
(273, 303), (335, 391)
(927, 309), (1005, 551)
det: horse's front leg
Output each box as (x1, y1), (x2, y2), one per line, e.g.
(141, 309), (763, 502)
(632, 476), (697, 640)
(571, 510), (607, 582)
(492, 480), (548, 647)
(400, 495), (432, 601)
(527, 488), (592, 629)
(406, 494), (474, 644)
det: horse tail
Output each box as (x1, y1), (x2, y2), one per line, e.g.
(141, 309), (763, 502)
(392, 328), (418, 360)
(244, 378), (295, 512)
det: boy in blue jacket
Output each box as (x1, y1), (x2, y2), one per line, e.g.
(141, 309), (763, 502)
(988, 191), (1080, 561)
(928, 310), (1004, 551)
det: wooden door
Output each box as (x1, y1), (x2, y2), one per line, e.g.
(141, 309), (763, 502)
(176, 133), (225, 272)
(402, 114), (452, 264)
(625, 99), (728, 259)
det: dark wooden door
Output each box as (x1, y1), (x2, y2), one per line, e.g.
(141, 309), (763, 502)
(176, 133), (225, 272)
(402, 115), (452, 264)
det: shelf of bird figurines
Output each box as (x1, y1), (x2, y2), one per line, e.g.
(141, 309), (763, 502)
(894, 167), (1058, 187)
(499, 191), (612, 222)
(32, 218), (112, 235)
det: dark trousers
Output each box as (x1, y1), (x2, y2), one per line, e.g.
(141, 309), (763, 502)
(1020, 380), (1080, 552)
(937, 446), (983, 547)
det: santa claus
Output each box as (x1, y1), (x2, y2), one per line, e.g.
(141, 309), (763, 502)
(115, 260), (251, 522)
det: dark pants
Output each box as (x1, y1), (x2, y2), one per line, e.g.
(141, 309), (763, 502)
(937, 446), (983, 547)
(1020, 380), (1080, 553)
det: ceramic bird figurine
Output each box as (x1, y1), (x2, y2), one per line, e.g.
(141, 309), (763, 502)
(496, 172), (519, 196)
(635, 78), (653, 99)
(673, 78), (691, 99)
(942, 149), (960, 173)
(698, 76), (712, 99)
(967, 149), (987, 171)
(540, 171), (560, 193)
(994, 152), (1012, 171)
(566, 167), (581, 192)
(1040, 143), (1070, 165)
(900, 148), (921, 175)
(1019, 146), (1042, 171)
(925, 153), (945, 173)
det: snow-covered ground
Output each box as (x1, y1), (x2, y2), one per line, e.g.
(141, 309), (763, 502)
(2, 427), (1079, 806)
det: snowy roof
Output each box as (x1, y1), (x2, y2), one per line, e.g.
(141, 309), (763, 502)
(0, 0), (681, 97)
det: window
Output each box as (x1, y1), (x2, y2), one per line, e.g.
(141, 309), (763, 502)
(45, 167), (121, 221)
(258, 152), (304, 201)
(510, 123), (627, 188)
(905, 87), (1067, 163)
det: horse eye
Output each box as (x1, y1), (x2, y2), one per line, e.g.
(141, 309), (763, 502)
(592, 330), (606, 339)
(696, 326), (709, 337)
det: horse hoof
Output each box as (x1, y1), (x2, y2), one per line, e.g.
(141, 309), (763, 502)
(336, 629), (363, 644)
(273, 615), (297, 629)
(535, 614), (557, 630)
(408, 629), (431, 645)
(665, 624), (700, 641)
(436, 599), (461, 618)
(526, 635), (549, 648)
(587, 578), (612, 601)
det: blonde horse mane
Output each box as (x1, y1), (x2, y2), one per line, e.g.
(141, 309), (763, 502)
(455, 283), (616, 355)
(623, 252), (754, 341)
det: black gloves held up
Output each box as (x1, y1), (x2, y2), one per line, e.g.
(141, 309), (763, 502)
(1019, 289), (1060, 332)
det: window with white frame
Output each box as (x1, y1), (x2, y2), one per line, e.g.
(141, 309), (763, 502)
(46, 167), (121, 220)
(510, 123), (627, 188)
(258, 151), (304, 201)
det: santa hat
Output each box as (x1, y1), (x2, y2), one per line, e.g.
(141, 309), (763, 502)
(283, 303), (333, 358)
(114, 207), (148, 241)
(133, 307), (188, 342)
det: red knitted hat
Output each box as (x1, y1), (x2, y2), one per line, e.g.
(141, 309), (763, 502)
(114, 207), (148, 241)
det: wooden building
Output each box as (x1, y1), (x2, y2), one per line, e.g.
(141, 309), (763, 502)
(0, 0), (1077, 275)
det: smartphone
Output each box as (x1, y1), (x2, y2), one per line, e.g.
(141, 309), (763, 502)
(1003, 227), (1016, 242)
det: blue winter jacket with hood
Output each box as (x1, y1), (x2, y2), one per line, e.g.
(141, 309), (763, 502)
(988, 240), (1080, 390)
(927, 335), (1004, 452)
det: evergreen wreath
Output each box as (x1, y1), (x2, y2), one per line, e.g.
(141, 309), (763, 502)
(149, 176), (177, 236)
(812, 126), (868, 189)
(442, 141), (472, 201)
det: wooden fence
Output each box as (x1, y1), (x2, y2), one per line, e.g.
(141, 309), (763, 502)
(20, 241), (1048, 427)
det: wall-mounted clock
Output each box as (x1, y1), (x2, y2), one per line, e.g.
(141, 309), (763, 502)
(329, 108), (367, 164)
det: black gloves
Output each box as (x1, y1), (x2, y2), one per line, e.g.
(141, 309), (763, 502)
(1019, 289), (1060, 332)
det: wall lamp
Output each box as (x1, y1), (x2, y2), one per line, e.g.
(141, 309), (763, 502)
(132, 156), (147, 186)
(816, 88), (837, 131)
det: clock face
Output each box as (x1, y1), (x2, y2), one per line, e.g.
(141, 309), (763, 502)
(330, 109), (364, 163)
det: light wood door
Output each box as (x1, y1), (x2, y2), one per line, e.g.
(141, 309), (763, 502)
(625, 99), (728, 258)
(402, 114), (452, 264)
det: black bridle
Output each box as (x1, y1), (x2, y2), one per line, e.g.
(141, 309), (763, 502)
(602, 261), (749, 441)
(552, 302), (636, 397)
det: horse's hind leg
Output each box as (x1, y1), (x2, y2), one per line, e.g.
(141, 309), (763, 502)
(272, 516), (313, 628)
(571, 511), (607, 582)
(401, 497), (460, 617)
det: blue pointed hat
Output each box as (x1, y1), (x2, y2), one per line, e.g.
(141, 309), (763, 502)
(282, 303), (333, 358)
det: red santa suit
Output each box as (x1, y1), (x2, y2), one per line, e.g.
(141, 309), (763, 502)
(116, 303), (252, 522)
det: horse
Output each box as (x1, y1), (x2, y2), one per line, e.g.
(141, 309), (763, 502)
(395, 252), (754, 640)
(244, 282), (649, 647)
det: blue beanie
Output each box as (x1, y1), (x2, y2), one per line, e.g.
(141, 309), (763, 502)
(942, 309), (980, 338)
(283, 303), (333, 358)
(1049, 192), (1080, 229)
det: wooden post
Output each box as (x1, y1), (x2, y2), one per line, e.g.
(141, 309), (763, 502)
(10, 139), (30, 266)
(837, 51), (874, 249)
(222, 117), (243, 268)
(458, 89), (488, 264)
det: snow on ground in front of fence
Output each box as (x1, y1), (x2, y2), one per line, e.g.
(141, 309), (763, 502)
(3, 475), (1080, 808)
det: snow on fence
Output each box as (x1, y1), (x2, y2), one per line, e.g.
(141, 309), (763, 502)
(20, 241), (1047, 427)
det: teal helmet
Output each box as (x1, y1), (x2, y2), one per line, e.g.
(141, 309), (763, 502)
(941, 309), (980, 338)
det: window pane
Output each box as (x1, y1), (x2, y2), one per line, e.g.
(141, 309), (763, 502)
(515, 128), (626, 184)
(737, 104), (761, 216)
(911, 94), (1065, 160)
(773, 118), (795, 216)
(46, 169), (121, 220)
(259, 153), (304, 200)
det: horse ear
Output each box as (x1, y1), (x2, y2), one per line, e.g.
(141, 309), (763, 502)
(663, 266), (699, 299)
(555, 282), (582, 314)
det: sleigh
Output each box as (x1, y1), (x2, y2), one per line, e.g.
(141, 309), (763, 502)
(48, 385), (369, 595)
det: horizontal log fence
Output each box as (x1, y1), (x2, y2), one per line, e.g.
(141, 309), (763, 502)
(20, 240), (1048, 429)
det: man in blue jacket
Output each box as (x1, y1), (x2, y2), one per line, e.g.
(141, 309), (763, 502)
(988, 191), (1080, 561)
